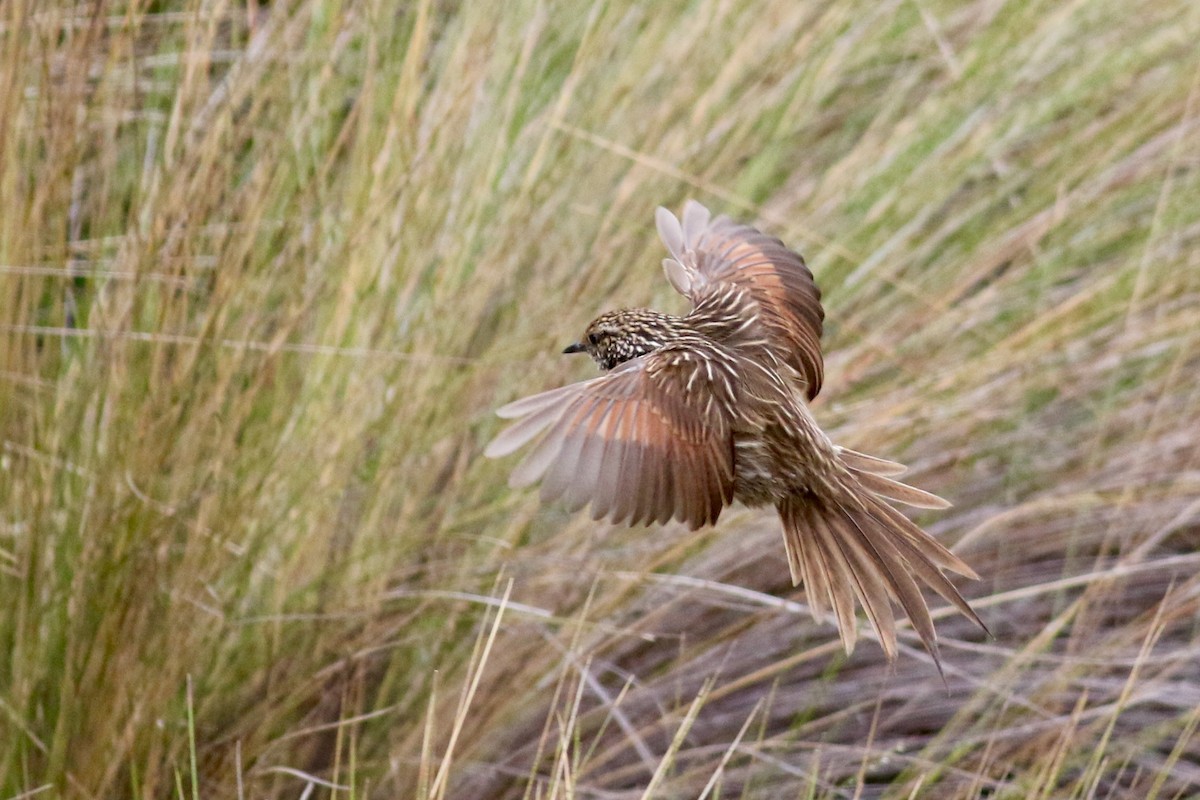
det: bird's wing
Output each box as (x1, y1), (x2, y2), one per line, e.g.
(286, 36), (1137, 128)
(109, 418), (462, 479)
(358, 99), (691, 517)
(484, 346), (737, 530)
(656, 201), (826, 400)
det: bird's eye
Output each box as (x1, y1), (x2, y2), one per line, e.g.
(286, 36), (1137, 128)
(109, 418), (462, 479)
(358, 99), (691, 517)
(587, 332), (600, 345)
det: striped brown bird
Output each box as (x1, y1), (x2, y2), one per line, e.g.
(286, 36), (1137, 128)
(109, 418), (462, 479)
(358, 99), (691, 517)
(486, 200), (985, 669)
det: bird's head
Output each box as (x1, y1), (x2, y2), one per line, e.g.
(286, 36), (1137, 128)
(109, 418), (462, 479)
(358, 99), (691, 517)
(563, 308), (681, 370)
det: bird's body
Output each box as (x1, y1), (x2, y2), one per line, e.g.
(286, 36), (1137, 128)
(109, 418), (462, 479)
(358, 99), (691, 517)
(487, 201), (985, 669)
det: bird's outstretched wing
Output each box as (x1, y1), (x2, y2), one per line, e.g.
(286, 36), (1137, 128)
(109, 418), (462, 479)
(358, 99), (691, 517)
(484, 345), (738, 530)
(656, 201), (826, 400)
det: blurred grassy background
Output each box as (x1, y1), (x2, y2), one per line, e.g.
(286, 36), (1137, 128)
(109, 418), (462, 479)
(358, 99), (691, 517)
(2, 0), (1200, 797)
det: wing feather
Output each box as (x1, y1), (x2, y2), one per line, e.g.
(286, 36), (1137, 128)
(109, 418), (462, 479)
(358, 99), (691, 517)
(565, 399), (614, 511)
(658, 201), (826, 399)
(589, 399), (629, 521)
(487, 349), (737, 529)
(509, 412), (570, 487)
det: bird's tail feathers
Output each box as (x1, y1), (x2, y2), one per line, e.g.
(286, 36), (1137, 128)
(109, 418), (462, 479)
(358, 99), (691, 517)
(834, 446), (908, 476)
(777, 473), (984, 673)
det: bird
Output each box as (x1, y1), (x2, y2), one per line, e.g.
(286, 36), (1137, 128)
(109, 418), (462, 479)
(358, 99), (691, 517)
(485, 200), (985, 669)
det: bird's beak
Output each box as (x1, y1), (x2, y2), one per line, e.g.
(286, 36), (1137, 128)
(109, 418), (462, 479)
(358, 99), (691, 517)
(562, 342), (586, 354)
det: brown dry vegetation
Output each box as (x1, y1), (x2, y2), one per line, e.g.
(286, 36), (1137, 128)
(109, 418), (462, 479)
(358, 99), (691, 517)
(2, 0), (1200, 798)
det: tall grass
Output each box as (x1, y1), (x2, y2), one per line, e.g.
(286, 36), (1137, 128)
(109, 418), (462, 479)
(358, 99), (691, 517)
(2, 0), (1199, 797)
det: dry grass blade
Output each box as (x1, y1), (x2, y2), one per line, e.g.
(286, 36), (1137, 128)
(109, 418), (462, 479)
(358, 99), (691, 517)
(426, 580), (513, 800)
(639, 679), (714, 800)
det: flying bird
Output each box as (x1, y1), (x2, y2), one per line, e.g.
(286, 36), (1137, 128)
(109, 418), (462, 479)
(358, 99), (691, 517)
(485, 200), (985, 668)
